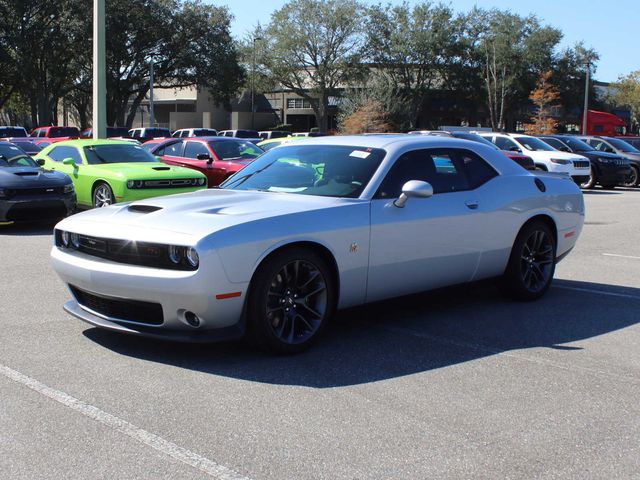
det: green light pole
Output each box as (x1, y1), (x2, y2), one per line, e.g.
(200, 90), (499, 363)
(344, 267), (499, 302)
(93, 0), (107, 139)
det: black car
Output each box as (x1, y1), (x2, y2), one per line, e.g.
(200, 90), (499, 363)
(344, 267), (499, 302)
(577, 136), (640, 188)
(538, 135), (630, 189)
(0, 143), (76, 223)
(621, 137), (640, 150)
(2, 138), (43, 157)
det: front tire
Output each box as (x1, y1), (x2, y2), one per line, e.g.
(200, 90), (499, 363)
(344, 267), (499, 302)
(622, 165), (639, 188)
(247, 247), (336, 354)
(580, 169), (596, 189)
(501, 221), (556, 301)
(93, 182), (115, 208)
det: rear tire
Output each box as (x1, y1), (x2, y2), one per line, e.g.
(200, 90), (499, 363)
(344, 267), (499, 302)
(501, 221), (556, 301)
(246, 247), (336, 354)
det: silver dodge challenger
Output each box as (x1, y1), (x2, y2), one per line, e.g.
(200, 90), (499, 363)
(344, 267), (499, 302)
(51, 135), (584, 353)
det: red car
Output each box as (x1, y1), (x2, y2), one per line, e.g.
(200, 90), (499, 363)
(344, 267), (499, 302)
(30, 126), (80, 139)
(143, 136), (264, 186)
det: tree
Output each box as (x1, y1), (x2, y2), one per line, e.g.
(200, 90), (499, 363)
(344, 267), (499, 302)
(365, 2), (466, 129)
(339, 100), (392, 134)
(523, 71), (561, 134)
(104, 0), (244, 127)
(466, 9), (562, 131)
(612, 70), (640, 133)
(260, 0), (366, 132)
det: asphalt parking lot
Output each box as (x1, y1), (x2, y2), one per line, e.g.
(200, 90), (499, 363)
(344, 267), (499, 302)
(1, 188), (639, 480)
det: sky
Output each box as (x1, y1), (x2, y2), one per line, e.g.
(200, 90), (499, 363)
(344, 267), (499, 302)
(206, 0), (639, 83)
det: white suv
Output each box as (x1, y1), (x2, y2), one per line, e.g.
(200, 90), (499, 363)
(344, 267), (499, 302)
(479, 133), (591, 184)
(172, 128), (218, 138)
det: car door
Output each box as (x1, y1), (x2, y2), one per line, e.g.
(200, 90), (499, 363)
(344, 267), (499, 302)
(184, 140), (229, 185)
(367, 148), (490, 302)
(44, 145), (88, 203)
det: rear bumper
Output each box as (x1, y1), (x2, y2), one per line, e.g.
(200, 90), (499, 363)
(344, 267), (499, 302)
(0, 193), (76, 222)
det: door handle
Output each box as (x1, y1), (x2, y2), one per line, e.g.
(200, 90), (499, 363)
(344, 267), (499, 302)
(465, 200), (479, 210)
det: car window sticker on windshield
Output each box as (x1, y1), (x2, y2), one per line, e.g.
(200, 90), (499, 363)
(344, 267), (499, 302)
(349, 150), (371, 159)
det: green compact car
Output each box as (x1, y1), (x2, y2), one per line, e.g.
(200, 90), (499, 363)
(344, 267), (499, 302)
(35, 140), (207, 208)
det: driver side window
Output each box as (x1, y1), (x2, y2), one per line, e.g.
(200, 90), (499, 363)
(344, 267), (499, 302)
(48, 146), (83, 164)
(376, 149), (470, 198)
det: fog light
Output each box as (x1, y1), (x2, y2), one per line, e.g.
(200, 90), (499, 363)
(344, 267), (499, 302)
(184, 311), (200, 327)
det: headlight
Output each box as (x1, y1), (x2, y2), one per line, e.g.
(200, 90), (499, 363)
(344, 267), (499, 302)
(0, 188), (6, 198)
(186, 247), (199, 268)
(550, 158), (571, 165)
(63, 183), (74, 193)
(197, 178), (206, 186)
(597, 157), (614, 164)
(168, 245), (181, 264)
(127, 180), (143, 189)
(70, 232), (80, 249)
(62, 231), (70, 247)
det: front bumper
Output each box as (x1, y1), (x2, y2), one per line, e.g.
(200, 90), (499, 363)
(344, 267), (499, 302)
(595, 164), (631, 185)
(571, 175), (591, 185)
(115, 186), (206, 203)
(51, 245), (248, 341)
(0, 192), (76, 222)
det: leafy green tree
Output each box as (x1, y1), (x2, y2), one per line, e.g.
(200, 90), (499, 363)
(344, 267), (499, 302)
(611, 70), (640, 132)
(465, 8), (561, 131)
(259, 0), (366, 132)
(365, 2), (466, 129)
(105, 0), (244, 127)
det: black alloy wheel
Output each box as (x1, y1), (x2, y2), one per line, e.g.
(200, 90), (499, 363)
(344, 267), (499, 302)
(247, 247), (335, 353)
(622, 165), (639, 188)
(501, 221), (556, 301)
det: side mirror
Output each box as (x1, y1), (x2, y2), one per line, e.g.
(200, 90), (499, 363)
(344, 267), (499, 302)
(196, 153), (213, 163)
(605, 147), (615, 153)
(154, 156), (163, 162)
(509, 146), (521, 152)
(36, 158), (45, 166)
(560, 146), (570, 152)
(62, 158), (76, 166)
(394, 180), (433, 208)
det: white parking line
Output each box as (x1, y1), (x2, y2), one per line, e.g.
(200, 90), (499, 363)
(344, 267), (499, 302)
(602, 253), (640, 260)
(555, 285), (640, 300)
(0, 364), (252, 480)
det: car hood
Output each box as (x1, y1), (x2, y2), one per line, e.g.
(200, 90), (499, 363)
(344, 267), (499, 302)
(523, 150), (587, 161)
(0, 167), (71, 188)
(85, 162), (205, 179)
(618, 152), (640, 161)
(56, 188), (355, 242)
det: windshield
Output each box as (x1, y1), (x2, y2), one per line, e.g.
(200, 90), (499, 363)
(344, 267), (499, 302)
(607, 138), (640, 153)
(0, 144), (38, 167)
(560, 137), (593, 152)
(208, 141), (263, 161)
(221, 144), (386, 198)
(0, 127), (28, 138)
(513, 136), (556, 152)
(540, 137), (568, 150)
(11, 141), (42, 154)
(452, 133), (500, 150)
(193, 129), (218, 136)
(49, 127), (80, 138)
(83, 144), (159, 164)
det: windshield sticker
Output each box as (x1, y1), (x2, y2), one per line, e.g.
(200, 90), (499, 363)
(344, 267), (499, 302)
(349, 150), (371, 159)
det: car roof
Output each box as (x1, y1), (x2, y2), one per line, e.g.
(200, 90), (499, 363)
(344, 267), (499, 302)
(274, 134), (494, 150)
(42, 139), (135, 148)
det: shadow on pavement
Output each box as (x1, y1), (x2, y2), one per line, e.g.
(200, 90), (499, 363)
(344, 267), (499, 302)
(84, 278), (640, 388)
(0, 221), (56, 236)
(582, 190), (621, 195)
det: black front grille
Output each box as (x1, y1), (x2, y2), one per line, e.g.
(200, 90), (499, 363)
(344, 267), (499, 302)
(70, 285), (163, 325)
(54, 231), (197, 271)
(573, 160), (590, 169)
(4, 186), (66, 197)
(615, 159), (628, 166)
(141, 179), (199, 189)
(6, 202), (67, 221)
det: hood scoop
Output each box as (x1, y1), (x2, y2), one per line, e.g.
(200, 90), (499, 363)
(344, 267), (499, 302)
(152, 166), (170, 171)
(13, 171), (39, 176)
(128, 204), (163, 213)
